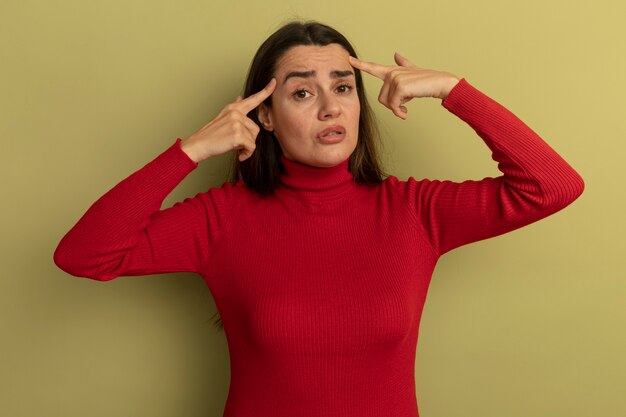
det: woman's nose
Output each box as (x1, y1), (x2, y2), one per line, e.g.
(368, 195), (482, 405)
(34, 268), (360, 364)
(318, 93), (341, 120)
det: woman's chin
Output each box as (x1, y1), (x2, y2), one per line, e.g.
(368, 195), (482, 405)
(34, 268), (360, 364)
(312, 148), (354, 167)
(283, 141), (356, 168)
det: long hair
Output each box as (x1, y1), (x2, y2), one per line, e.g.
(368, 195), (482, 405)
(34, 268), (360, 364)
(210, 20), (387, 331)
(227, 19), (386, 195)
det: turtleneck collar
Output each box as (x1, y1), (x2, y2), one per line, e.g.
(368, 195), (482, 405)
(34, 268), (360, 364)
(278, 153), (355, 200)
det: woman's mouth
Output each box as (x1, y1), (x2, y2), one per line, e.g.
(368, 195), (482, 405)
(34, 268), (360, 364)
(317, 125), (346, 144)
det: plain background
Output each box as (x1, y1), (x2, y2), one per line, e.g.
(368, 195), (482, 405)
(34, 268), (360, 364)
(1, 1), (624, 416)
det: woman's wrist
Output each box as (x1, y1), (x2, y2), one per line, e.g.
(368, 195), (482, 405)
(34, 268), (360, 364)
(439, 76), (462, 100)
(180, 137), (203, 163)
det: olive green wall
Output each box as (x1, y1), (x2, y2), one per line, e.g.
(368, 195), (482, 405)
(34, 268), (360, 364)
(1, 1), (623, 416)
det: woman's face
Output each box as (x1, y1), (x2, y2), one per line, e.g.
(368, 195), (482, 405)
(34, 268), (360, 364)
(258, 43), (360, 168)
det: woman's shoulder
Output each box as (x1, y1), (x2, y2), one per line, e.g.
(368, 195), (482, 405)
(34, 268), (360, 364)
(167, 180), (256, 231)
(196, 179), (255, 204)
(382, 173), (434, 188)
(378, 173), (444, 203)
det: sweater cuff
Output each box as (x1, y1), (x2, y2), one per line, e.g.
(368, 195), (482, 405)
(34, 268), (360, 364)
(440, 78), (516, 130)
(171, 137), (200, 170)
(440, 78), (475, 109)
(135, 138), (199, 198)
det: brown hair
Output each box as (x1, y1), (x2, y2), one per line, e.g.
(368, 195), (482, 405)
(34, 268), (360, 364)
(210, 20), (387, 331)
(227, 19), (386, 194)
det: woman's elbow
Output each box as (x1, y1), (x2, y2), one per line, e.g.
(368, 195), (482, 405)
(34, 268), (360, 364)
(53, 243), (77, 275)
(560, 168), (585, 204)
(571, 171), (585, 199)
(543, 169), (585, 211)
(53, 245), (116, 281)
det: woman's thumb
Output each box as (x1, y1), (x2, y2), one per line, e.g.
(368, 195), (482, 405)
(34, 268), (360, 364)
(394, 52), (414, 68)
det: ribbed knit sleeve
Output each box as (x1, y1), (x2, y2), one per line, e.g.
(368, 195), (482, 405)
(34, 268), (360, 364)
(53, 138), (233, 281)
(387, 78), (585, 257)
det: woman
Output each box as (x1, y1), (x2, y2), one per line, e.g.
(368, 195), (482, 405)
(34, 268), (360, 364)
(54, 20), (584, 417)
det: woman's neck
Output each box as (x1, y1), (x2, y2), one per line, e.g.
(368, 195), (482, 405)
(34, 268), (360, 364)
(278, 153), (355, 200)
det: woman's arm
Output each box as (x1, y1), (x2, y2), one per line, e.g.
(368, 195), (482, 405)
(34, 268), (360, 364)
(53, 139), (228, 280)
(350, 53), (584, 257)
(388, 78), (584, 256)
(54, 81), (276, 280)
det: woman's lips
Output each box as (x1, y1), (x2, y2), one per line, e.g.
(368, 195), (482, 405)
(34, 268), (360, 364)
(317, 125), (346, 144)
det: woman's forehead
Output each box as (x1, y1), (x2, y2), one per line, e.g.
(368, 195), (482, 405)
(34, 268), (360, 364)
(276, 44), (351, 76)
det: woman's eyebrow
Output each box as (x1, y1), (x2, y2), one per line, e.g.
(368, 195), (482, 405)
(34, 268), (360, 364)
(283, 70), (354, 85)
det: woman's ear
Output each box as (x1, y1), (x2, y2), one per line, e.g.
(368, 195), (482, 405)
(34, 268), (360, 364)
(257, 103), (274, 132)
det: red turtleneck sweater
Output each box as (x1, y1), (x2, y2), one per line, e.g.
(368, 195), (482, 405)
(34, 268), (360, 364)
(54, 79), (584, 417)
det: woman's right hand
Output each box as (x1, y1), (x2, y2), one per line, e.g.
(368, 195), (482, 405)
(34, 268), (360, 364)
(180, 78), (277, 163)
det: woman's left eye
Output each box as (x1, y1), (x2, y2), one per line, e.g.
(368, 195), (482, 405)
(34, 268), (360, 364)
(336, 84), (354, 94)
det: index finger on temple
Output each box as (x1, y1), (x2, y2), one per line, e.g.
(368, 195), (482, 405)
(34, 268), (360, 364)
(349, 56), (389, 80)
(240, 78), (277, 113)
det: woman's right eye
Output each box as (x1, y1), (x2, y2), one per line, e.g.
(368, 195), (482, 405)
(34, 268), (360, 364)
(293, 89), (312, 100)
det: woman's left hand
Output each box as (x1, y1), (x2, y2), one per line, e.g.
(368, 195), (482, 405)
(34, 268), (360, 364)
(349, 53), (461, 120)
